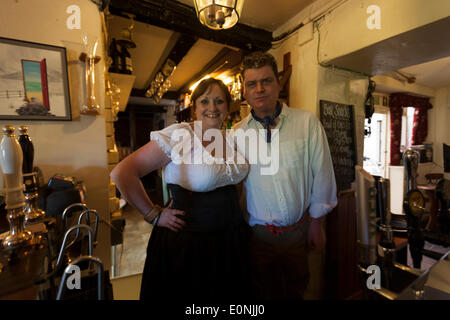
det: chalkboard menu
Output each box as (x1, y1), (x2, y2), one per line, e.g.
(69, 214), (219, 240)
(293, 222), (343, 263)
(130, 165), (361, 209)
(319, 100), (356, 192)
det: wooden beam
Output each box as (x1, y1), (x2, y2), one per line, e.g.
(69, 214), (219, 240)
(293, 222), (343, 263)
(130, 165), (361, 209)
(143, 32), (181, 90)
(178, 47), (243, 94)
(167, 34), (198, 65)
(143, 33), (198, 98)
(279, 52), (291, 105)
(108, 0), (272, 52)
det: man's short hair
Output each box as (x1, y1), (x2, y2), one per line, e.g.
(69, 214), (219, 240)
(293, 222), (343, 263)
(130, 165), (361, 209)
(240, 51), (279, 80)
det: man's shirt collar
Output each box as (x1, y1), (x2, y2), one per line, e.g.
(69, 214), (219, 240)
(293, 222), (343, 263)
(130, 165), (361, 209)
(245, 101), (289, 127)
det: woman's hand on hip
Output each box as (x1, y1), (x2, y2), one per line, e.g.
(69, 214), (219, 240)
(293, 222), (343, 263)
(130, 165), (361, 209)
(157, 200), (186, 232)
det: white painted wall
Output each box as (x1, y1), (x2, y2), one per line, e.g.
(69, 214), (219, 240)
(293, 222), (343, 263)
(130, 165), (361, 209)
(270, 22), (319, 115)
(0, 0), (110, 269)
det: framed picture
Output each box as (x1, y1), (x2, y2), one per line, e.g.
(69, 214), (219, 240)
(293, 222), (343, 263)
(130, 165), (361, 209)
(0, 37), (71, 120)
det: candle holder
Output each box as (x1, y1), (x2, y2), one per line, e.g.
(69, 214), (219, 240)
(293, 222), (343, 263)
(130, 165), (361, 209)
(80, 34), (102, 115)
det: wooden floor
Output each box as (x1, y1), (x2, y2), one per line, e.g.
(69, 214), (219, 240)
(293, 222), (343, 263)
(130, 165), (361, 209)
(111, 273), (143, 300)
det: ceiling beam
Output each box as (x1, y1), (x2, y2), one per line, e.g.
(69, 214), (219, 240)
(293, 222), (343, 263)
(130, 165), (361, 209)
(167, 34), (198, 65)
(143, 33), (198, 97)
(132, 40), (244, 99)
(178, 47), (243, 94)
(143, 31), (181, 90)
(108, 0), (272, 52)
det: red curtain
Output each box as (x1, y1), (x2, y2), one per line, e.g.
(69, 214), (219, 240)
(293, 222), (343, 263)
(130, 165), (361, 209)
(411, 107), (429, 145)
(388, 93), (432, 165)
(389, 105), (403, 165)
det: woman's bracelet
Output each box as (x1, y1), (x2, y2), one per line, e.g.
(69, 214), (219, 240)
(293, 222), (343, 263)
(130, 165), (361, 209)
(152, 214), (161, 226)
(143, 204), (162, 225)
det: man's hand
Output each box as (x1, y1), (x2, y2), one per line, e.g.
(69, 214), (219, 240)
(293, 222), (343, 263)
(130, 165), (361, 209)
(307, 217), (326, 253)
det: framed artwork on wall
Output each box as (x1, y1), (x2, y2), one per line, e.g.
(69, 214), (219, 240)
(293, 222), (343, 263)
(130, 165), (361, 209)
(0, 37), (72, 121)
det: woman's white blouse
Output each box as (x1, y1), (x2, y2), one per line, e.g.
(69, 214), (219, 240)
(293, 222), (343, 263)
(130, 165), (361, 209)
(150, 123), (249, 192)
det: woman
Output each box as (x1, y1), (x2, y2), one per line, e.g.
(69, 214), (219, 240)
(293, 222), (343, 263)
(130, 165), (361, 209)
(110, 78), (250, 301)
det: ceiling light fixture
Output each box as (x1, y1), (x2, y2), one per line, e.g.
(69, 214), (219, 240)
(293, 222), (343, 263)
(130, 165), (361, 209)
(194, 0), (244, 30)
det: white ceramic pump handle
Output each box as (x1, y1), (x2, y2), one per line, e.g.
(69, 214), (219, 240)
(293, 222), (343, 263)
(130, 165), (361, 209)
(0, 125), (26, 210)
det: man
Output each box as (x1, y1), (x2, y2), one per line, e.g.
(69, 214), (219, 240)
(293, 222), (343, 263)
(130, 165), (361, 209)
(232, 51), (337, 299)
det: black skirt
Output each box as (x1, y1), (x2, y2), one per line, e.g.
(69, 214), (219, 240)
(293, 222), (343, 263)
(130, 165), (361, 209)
(140, 184), (252, 302)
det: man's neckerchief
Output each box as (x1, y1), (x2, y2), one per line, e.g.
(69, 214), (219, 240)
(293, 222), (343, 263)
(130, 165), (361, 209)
(251, 101), (282, 143)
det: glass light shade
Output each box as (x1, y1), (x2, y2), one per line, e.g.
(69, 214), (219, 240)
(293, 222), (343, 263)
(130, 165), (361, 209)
(145, 87), (155, 98)
(81, 34), (100, 115)
(155, 72), (164, 84)
(163, 79), (171, 89)
(161, 59), (176, 77)
(157, 86), (164, 98)
(194, 0), (244, 30)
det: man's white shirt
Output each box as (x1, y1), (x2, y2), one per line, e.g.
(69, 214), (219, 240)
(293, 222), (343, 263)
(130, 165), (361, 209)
(231, 103), (337, 227)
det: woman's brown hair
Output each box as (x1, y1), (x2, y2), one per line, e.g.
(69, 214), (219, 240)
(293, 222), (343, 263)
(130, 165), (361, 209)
(190, 78), (232, 111)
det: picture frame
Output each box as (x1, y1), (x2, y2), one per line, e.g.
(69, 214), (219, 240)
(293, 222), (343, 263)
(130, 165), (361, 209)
(0, 37), (72, 121)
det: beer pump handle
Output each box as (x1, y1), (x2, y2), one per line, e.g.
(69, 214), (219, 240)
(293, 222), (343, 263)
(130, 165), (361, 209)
(18, 126), (34, 174)
(0, 126), (26, 210)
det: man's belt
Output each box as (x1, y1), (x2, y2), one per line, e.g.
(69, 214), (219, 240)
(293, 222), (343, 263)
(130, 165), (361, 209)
(263, 212), (310, 237)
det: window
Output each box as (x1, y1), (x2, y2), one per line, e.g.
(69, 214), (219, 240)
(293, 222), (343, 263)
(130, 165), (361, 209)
(363, 112), (387, 177)
(363, 103), (418, 215)
(400, 107), (416, 152)
(364, 104), (416, 178)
